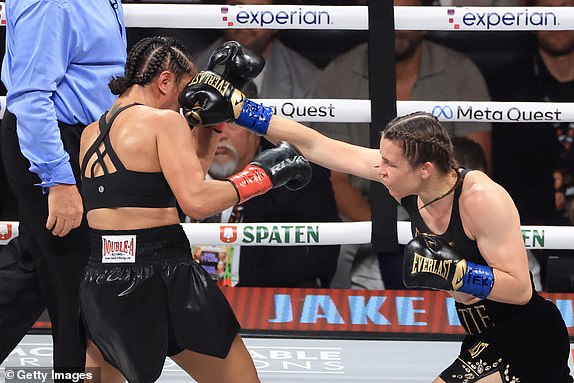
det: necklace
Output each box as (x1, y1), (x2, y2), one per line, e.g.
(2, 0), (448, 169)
(419, 170), (461, 210)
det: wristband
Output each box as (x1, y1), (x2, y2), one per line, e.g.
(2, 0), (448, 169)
(227, 165), (273, 203)
(456, 260), (495, 300)
(236, 99), (273, 135)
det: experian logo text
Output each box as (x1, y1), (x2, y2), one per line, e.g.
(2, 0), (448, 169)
(221, 7), (333, 27)
(448, 8), (558, 30)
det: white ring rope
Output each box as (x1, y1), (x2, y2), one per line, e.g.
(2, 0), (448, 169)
(0, 221), (571, 250)
(256, 100), (574, 123)
(0, 99), (572, 124)
(122, 5), (574, 31)
(0, 4), (573, 30)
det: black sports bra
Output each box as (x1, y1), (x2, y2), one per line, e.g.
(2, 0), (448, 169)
(401, 168), (485, 265)
(81, 103), (176, 212)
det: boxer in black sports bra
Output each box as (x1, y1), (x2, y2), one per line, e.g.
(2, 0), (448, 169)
(179, 73), (574, 383)
(78, 36), (311, 383)
(402, 169), (571, 383)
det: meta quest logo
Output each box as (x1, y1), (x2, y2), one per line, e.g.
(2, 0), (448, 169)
(430, 104), (563, 122)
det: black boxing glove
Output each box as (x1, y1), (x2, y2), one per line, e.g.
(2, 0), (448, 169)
(403, 233), (494, 300)
(179, 71), (244, 126)
(207, 40), (265, 89)
(227, 141), (312, 204)
(179, 71), (273, 135)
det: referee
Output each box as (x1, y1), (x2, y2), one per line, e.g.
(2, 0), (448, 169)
(0, 0), (127, 376)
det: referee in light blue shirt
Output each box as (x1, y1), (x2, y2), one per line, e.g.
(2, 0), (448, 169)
(0, 0), (126, 373)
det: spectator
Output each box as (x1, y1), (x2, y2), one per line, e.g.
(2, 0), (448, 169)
(194, 0), (321, 99)
(490, 0), (574, 226)
(569, 197), (574, 225)
(187, 83), (341, 288)
(312, 0), (492, 290)
(452, 136), (488, 172)
(0, 0), (127, 374)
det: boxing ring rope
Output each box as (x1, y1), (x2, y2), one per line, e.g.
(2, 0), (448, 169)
(0, 221), (572, 250)
(244, 100), (574, 123)
(119, 5), (574, 31)
(1, 4), (574, 30)
(0, 100), (572, 124)
(0, 99), (572, 124)
(1, 4), (573, 251)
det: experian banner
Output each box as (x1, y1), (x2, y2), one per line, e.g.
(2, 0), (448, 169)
(116, 4), (574, 30)
(395, 6), (574, 31)
(217, 4), (366, 30)
(122, 4), (368, 30)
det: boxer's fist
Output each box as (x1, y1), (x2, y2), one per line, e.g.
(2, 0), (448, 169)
(227, 141), (312, 203)
(403, 234), (494, 300)
(178, 71), (245, 127)
(207, 41), (265, 89)
(251, 141), (312, 191)
(403, 234), (463, 291)
(179, 71), (273, 135)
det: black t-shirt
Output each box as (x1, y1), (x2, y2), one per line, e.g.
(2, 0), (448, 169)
(489, 53), (574, 225)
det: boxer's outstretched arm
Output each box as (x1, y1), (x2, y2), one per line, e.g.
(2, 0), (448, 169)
(179, 70), (382, 185)
(266, 115), (380, 183)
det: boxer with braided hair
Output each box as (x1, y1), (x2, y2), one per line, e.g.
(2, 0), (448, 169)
(181, 69), (573, 382)
(109, 36), (195, 94)
(78, 37), (310, 383)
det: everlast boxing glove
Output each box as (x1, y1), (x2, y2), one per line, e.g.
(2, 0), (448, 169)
(227, 141), (312, 204)
(179, 41), (265, 131)
(403, 233), (494, 300)
(179, 71), (273, 135)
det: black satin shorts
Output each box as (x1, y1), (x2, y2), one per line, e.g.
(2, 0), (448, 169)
(80, 224), (240, 383)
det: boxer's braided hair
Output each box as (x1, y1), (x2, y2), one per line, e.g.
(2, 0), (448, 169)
(382, 111), (456, 174)
(109, 36), (195, 95)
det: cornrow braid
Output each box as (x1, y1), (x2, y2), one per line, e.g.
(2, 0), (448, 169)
(109, 36), (195, 95)
(166, 39), (195, 82)
(392, 130), (452, 154)
(382, 111), (456, 174)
